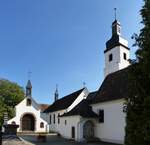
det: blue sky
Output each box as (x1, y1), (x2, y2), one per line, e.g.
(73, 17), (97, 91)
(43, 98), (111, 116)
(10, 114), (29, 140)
(0, 0), (143, 104)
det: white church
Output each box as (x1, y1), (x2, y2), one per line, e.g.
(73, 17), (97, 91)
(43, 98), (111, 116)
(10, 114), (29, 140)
(8, 18), (130, 144)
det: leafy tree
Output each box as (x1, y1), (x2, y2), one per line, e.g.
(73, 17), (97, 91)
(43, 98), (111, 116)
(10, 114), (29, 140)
(0, 79), (24, 128)
(125, 0), (150, 145)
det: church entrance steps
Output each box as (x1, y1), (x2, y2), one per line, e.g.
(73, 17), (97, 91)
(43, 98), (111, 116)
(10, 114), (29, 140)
(17, 131), (36, 135)
(17, 132), (57, 136)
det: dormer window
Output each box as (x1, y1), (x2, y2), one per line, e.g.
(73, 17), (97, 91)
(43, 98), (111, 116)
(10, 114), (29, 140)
(27, 98), (31, 106)
(109, 54), (113, 62)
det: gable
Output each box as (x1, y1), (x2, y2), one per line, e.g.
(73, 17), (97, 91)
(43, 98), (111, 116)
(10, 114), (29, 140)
(44, 88), (85, 113)
(16, 97), (40, 111)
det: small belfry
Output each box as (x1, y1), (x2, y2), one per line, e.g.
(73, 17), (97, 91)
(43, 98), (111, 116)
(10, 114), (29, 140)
(104, 9), (130, 77)
(112, 8), (121, 36)
(26, 80), (32, 97)
(54, 84), (59, 102)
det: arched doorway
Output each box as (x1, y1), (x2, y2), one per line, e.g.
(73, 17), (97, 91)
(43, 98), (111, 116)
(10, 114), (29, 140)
(21, 114), (35, 131)
(83, 120), (94, 139)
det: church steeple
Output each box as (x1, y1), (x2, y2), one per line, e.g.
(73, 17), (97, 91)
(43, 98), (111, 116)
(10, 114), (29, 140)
(54, 84), (59, 102)
(104, 10), (130, 77)
(26, 80), (32, 97)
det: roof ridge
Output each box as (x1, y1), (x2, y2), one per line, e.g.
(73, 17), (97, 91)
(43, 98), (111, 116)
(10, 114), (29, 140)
(43, 88), (85, 113)
(54, 88), (84, 102)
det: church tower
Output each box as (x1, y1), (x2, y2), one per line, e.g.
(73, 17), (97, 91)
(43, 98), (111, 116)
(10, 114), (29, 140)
(104, 18), (130, 77)
(26, 80), (32, 97)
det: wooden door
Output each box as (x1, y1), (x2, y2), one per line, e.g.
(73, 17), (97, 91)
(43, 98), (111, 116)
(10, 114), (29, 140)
(71, 126), (75, 139)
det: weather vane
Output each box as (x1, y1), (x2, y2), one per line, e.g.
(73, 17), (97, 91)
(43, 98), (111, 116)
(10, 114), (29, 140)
(114, 8), (117, 20)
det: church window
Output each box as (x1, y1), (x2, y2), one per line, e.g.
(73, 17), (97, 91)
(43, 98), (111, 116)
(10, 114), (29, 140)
(27, 98), (31, 106)
(99, 109), (104, 123)
(50, 115), (51, 124)
(58, 113), (60, 124)
(40, 122), (44, 128)
(65, 120), (67, 125)
(53, 114), (55, 124)
(11, 121), (16, 125)
(123, 53), (127, 60)
(109, 54), (113, 62)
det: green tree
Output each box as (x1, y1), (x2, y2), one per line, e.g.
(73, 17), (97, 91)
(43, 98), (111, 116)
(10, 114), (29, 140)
(125, 0), (150, 145)
(0, 79), (24, 127)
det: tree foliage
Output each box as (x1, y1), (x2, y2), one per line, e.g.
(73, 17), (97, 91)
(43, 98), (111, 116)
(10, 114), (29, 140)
(125, 0), (150, 145)
(0, 79), (24, 127)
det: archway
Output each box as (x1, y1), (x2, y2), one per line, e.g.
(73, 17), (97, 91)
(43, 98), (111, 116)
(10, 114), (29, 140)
(21, 114), (35, 131)
(83, 120), (94, 139)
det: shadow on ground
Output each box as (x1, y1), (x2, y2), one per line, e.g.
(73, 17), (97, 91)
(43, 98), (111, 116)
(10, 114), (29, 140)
(19, 134), (122, 145)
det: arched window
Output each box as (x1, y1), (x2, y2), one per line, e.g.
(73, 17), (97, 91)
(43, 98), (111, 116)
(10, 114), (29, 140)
(58, 113), (60, 124)
(27, 98), (31, 106)
(11, 121), (16, 125)
(109, 54), (113, 62)
(53, 114), (55, 124)
(40, 122), (44, 128)
(49, 115), (51, 124)
(65, 120), (67, 125)
(123, 53), (127, 60)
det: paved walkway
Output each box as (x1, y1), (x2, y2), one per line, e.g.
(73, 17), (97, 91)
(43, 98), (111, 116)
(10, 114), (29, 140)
(2, 135), (31, 145)
(19, 135), (122, 145)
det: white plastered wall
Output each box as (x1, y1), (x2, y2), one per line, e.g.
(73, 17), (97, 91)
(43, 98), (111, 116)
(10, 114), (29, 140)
(104, 45), (130, 77)
(59, 116), (81, 141)
(92, 99), (126, 144)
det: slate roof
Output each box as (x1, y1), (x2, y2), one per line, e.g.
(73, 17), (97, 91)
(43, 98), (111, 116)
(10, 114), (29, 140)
(86, 91), (97, 101)
(91, 67), (130, 104)
(104, 20), (130, 53)
(60, 99), (98, 118)
(39, 104), (49, 112)
(44, 88), (84, 113)
(104, 35), (130, 53)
